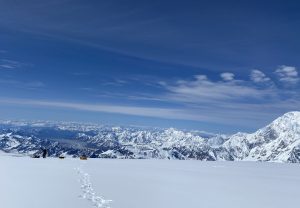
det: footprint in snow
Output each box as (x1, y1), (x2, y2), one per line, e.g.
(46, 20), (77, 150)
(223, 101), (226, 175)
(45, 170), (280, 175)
(76, 167), (112, 208)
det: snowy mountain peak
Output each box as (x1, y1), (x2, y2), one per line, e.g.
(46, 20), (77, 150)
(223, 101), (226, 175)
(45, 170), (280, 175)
(254, 111), (300, 142)
(223, 111), (300, 162)
(281, 111), (300, 118)
(270, 111), (300, 126)
(267, 111), (300, 132)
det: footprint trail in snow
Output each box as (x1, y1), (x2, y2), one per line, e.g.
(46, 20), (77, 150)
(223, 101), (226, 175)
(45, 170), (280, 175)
(76, 165), (112, 208)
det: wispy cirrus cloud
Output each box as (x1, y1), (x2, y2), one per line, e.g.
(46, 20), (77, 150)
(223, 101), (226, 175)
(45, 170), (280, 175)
(101, 79), (129, 87)
(0, 98), (215, 122)
(0, 96), (298, 130)
(0, 59), (31, 70)
(0, 59), (21, 69)
(0, 79), (45, 89)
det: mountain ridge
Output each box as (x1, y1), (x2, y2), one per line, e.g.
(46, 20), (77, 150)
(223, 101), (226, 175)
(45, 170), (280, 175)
(1, 111), (300, 162)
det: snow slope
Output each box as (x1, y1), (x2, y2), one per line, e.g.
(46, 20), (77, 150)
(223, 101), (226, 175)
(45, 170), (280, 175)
(1, 155), (300, 208)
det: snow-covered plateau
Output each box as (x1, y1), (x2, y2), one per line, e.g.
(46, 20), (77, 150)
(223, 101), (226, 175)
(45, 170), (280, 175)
(1, 111), (300, 162)
(1, 155), (300, 208)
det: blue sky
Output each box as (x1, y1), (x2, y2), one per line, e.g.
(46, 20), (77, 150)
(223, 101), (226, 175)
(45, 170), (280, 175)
(0, 0), (300, 133)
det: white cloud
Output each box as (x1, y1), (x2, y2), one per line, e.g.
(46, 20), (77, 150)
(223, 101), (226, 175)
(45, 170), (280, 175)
(275, 65), (299, 84)
(164, 75), (276, 103)
(250, 70), (271, 83)
(220, 72), (235, 81)
(153, 74), (295, 127)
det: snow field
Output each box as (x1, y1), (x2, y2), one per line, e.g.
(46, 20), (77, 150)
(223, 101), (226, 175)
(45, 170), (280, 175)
(1, 155), (300, 208)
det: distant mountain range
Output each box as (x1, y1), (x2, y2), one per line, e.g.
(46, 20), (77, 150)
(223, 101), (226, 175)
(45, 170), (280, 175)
(1, 111), (300, 162)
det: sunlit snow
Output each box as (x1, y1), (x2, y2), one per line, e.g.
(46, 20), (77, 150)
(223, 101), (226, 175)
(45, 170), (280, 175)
(1, 154), (300, 208)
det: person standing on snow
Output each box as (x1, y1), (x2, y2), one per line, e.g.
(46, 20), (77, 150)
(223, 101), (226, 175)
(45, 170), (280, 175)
(42, 148), (48, 158)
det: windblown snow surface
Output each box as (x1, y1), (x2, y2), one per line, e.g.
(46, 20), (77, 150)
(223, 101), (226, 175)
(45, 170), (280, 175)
(1, 154), (300, 208)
